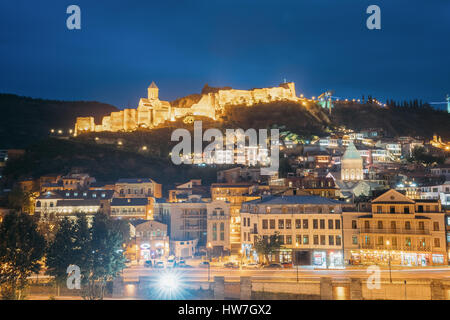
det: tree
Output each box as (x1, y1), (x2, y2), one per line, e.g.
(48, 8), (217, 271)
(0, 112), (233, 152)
(7, 186), (34, 214)
(81, 213), (125, 300)
(253, 232), (284, 264)
(45, 218), (75, 295)
(0, 211), (45, 299)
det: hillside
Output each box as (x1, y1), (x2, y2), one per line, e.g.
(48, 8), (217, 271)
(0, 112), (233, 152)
(1, 137), (223, 192)
(331, 102), (450, 139)
(0, 94), (118, 148)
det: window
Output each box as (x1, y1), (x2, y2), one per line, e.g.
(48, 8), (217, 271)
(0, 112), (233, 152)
(286, 235), (292, 245)
(279, 235), (284, 244)
(377, 206), (382, 213)
(378, 221), (383, 229)
(391, 221), (396, 230)
(405, 221), (411, 230)
(404, 206), (410, 214)
(405, 237), (411, 247)
(303, 235), (309, 245)
(377, 236), (384, 245)
(392, 237), (397, 246)
(303, 219), (309, 229)
(335, 219), (341, 230)
(278, 219), (284, 229)
(320, 235), (326, 245)
(295, 219), (301, 229)
(390, 206), (395, 214)
(262, 220), (268, 229)
(329, 235), (334, 245)
(433, 222), (439, 231)
(270, 220), (275, 229)
(419, 221), (425, 230)
(320, 219), (325, 229)
(434, 238), (440, 248)
(352, 235), (358, 245)
(336, 235), (342, 246)
(352, 220), (357, 229)
(313, 235), (319, 245)
(286, 219), (292, 229)
(296, 235), (301, 244)
(313, 219), (318, 229)
(364, 221), (370, 229)
(328, 219), (333, 229)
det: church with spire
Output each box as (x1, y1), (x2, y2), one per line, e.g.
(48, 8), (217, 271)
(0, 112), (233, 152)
(340, 141), (364, 181)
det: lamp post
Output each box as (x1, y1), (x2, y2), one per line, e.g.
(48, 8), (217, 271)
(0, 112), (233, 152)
(386, 240), (392, 283)
(207, 242), (212, 282)
(239, 249), (243, 270)
(295, 242), (299, 283)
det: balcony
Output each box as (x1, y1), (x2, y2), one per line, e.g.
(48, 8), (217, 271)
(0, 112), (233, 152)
(208, 214), (228, 220)
(360, 244), (431, 251)
(360, 228), (430, 235)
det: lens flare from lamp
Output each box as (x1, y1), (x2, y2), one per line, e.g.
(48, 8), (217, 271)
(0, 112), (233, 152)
(154, 270), (186, 299)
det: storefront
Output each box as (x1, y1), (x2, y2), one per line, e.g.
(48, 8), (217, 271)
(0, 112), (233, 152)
(312, 250), (344, 268)
(350, 250), (439, 266)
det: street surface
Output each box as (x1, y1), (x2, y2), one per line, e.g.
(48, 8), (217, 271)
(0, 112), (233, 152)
(122, 264), (450, 282)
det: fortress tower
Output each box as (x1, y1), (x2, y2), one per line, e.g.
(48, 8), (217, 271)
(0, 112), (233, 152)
(147, 81), (159, 100)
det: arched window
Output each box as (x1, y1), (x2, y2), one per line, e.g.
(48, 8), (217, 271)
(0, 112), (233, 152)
(36, 201), (41, 207)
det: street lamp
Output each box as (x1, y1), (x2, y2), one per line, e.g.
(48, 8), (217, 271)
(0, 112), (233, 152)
(295, 242), (299, 282)
(239, 249), (244, 270)
(386, 240), (392, 283)
(207, 242), (212, 282)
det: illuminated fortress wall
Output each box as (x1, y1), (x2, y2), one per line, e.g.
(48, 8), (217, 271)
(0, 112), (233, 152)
(74, 81), (298, 134)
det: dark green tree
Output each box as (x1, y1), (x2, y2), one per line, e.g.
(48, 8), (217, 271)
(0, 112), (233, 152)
(253, 232), (284, 264)
(45, 218), (75, 295)
(7, 186), (34, 214)
(0, 211), (45, 299)
(81, 213), (125, 300)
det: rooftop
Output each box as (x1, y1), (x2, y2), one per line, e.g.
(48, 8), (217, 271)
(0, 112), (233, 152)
(243, 195), (343, 205)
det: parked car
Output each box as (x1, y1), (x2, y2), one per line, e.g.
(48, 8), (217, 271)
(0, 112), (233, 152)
(178, 260), (186, 267)
(124, 259), (132, 267)
(263, 263), (283, 269)
(155, 261), (165, 269)
(243, 262), (260, 269)
(199, 261), (210, 268)
(166, 256), (176, 268)
(281, 262), (293, 268)
(144, 260), (153, 268)
(223, 262), (238, 269)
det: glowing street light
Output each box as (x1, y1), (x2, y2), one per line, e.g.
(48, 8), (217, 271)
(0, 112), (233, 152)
(155, 270), (184, 299)
(386, 240), (392, 283)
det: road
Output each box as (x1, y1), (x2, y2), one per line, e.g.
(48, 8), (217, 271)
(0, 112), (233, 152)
(122, 265), (450, 282)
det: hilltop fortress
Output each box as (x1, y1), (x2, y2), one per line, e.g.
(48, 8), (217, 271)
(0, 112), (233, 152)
(74, 81), (298, 134)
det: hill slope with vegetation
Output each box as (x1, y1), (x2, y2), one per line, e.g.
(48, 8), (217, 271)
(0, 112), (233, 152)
(331, 102), (450, 139)
(0, 94), (118, 148)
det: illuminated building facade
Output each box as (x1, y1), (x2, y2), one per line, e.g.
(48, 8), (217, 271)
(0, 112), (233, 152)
(344, 189), (447, 266)
(240, 195), (344, 267)
(211, 183), (261, 254)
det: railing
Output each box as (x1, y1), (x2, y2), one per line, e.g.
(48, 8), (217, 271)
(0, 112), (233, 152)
(360, 228), (430, 235)
(360, 244), (431, 251)
(207, 215), (228, 220)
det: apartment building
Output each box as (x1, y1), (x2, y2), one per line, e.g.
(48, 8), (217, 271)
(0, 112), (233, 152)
(240, 195), (344, 268)
(206, 200), (231, 256)
(211, 183), (261, 253)
(114, 178), (162, 198)
(343, 189), (446, 266)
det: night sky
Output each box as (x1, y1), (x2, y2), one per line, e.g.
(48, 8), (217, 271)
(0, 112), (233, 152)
(1, 0), (449, 108)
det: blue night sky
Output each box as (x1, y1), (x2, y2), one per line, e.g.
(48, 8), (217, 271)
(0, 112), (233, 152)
(1, 0), (449, 108)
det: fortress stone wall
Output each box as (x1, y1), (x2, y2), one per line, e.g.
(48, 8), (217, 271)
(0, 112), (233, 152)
(74, 81), (298, 134)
